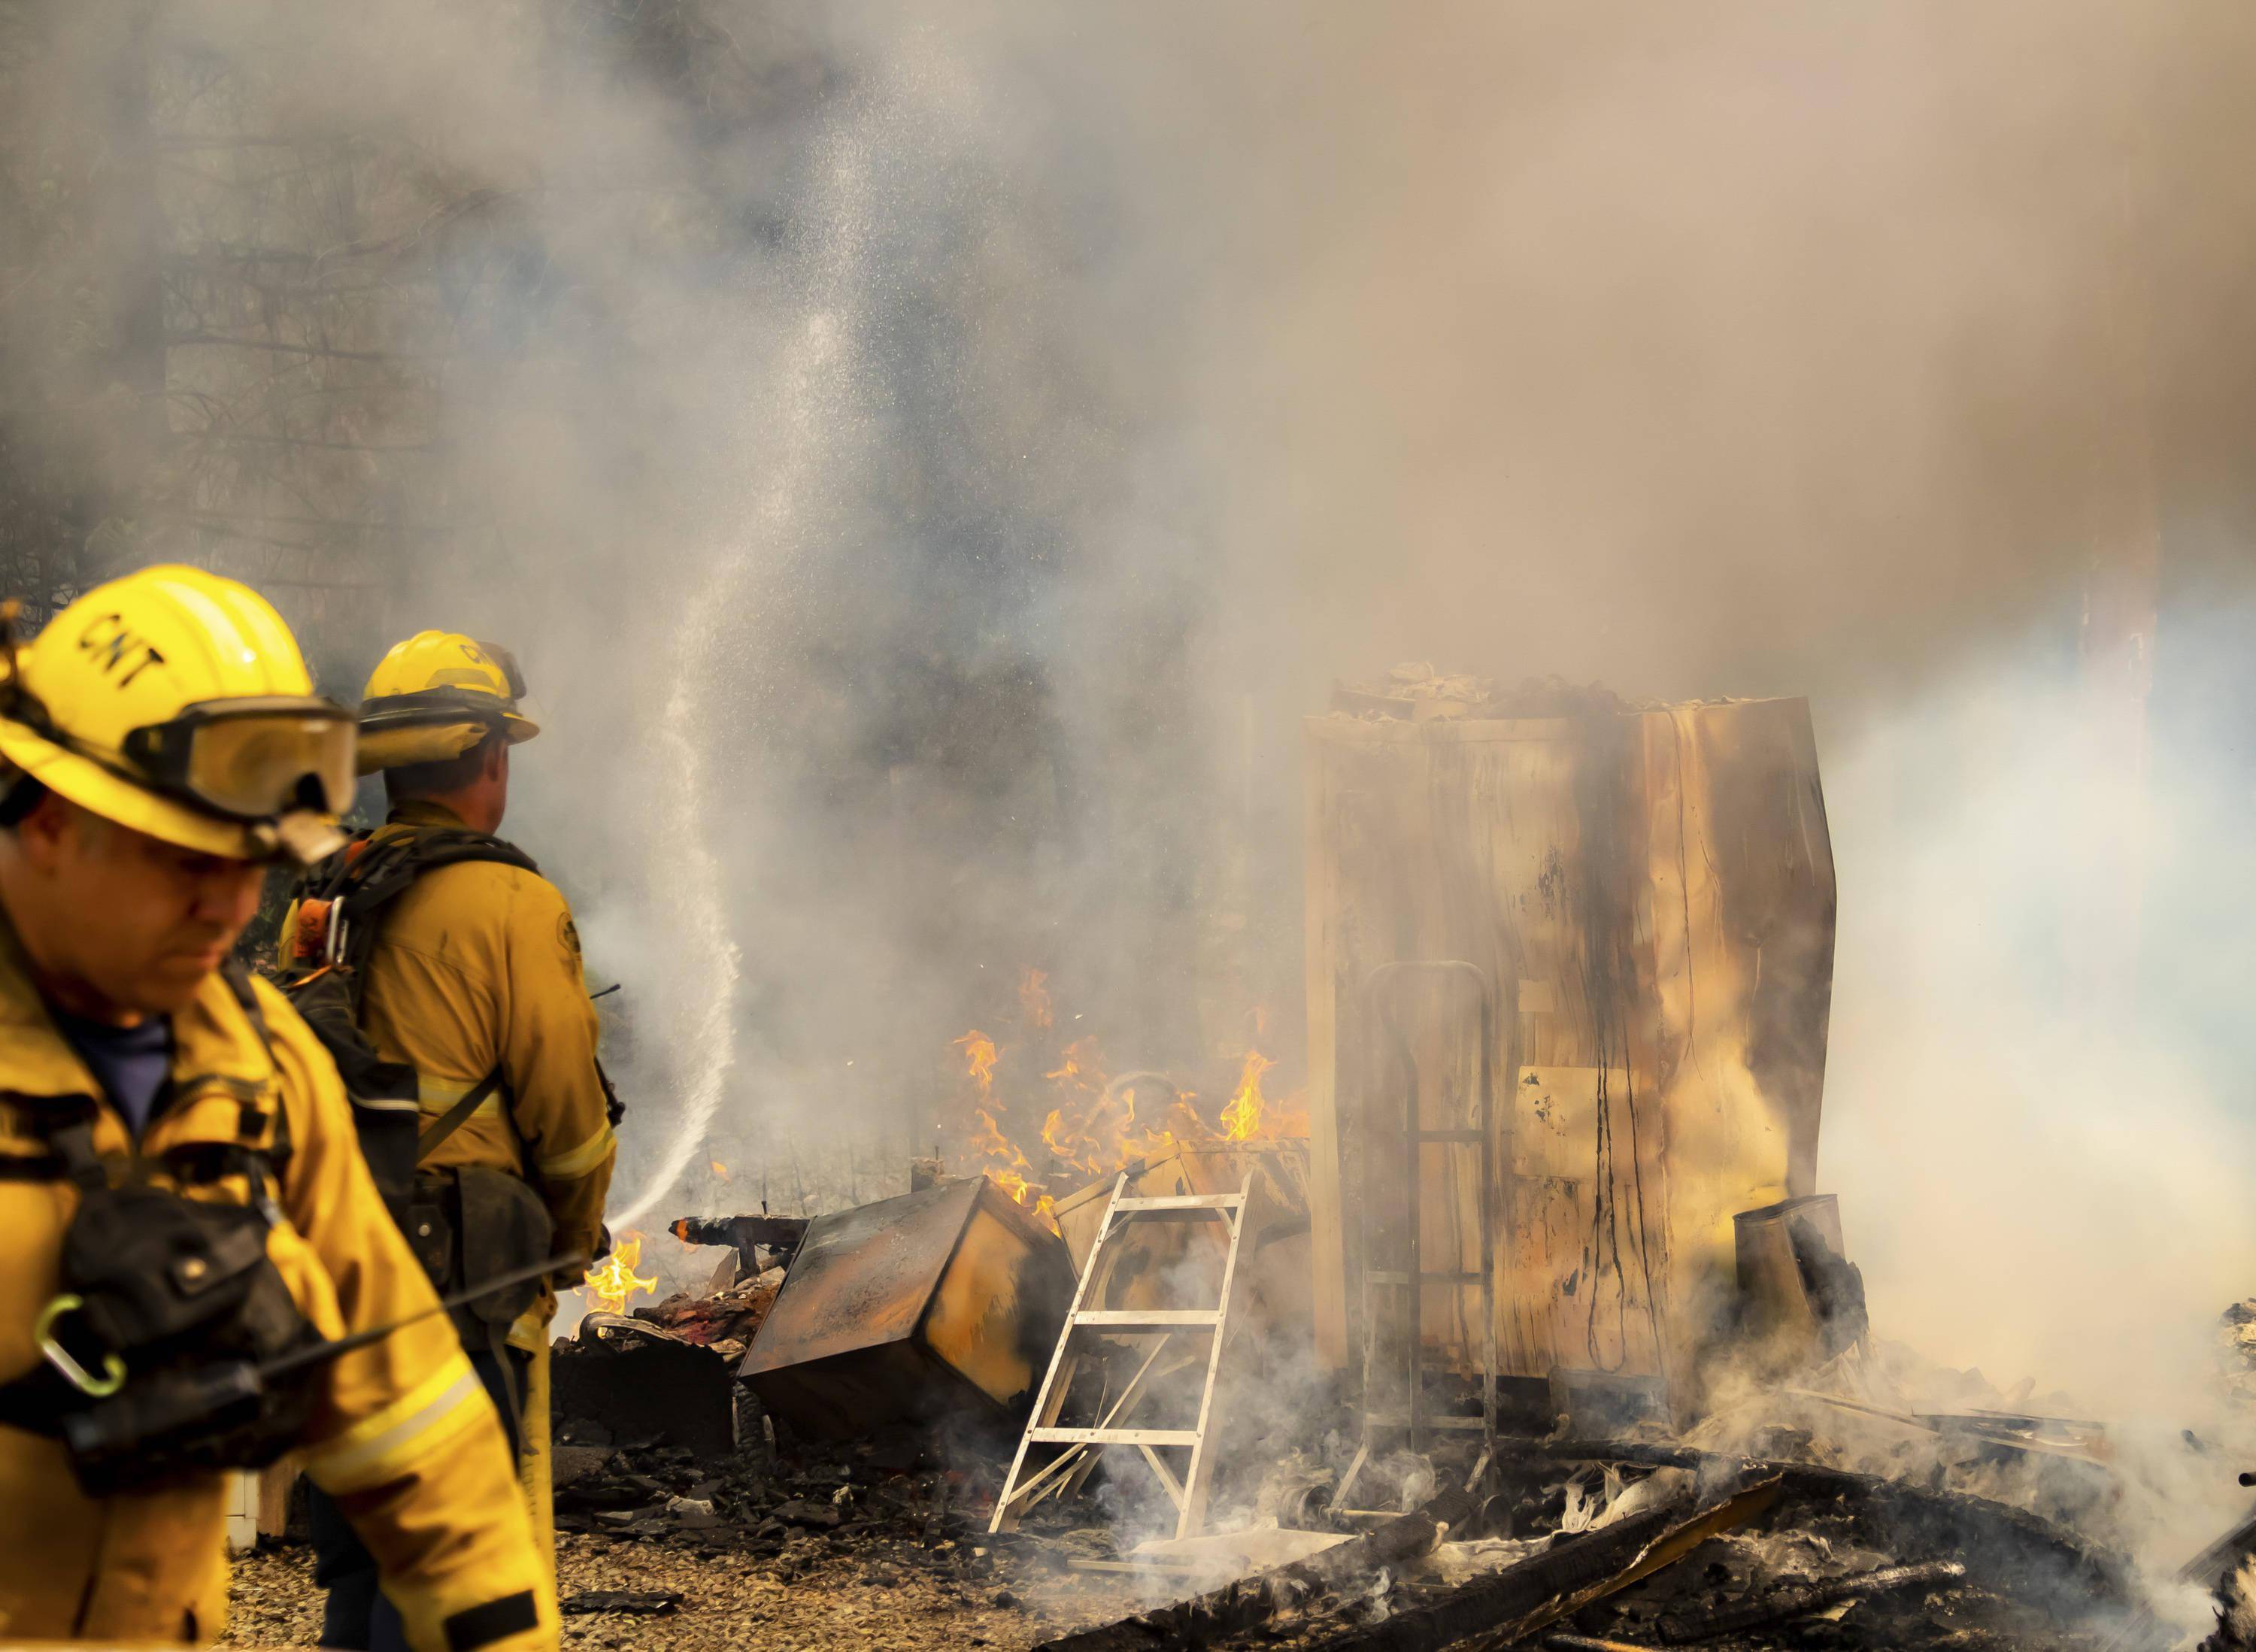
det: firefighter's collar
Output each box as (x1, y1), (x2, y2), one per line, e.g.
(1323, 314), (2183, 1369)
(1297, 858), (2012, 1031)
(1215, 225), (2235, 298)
(0, 898), (274, 1105)
(385, 799), (472, 832)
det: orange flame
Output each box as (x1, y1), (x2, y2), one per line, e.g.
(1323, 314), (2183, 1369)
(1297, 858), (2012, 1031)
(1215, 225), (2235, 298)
(1220, 1049), (1278, 1141)
(583, 1235), (656, 1316)
(1044, 1035), (1099, 1087)
(955, 1029), (999, 1095)
(710, 1159), (730, 1181)
(1041, 1106), (1078, 1162)
(941, 992), (1305, 1229)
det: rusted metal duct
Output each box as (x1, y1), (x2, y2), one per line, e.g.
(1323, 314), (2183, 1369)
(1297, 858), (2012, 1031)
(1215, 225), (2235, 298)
(1733, 1193), (1867, 1369)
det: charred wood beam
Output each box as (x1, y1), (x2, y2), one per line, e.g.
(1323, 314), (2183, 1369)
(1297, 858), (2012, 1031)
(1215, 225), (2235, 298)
(1526, 1439), (2129, 1611)
(2181, 1507), (2256, 1592)
(1654, 1559), (1966, 1643)
(1028, 1489), (1478, 1652)
(1299, 1478), (1781, 1652)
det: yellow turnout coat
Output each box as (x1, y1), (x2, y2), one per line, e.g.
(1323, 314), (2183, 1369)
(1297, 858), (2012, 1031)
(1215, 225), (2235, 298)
(0, 909), (554, 1648)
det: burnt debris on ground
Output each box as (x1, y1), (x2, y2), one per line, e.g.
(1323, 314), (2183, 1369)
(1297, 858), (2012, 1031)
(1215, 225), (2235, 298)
(221, 1184), (2254, 1650)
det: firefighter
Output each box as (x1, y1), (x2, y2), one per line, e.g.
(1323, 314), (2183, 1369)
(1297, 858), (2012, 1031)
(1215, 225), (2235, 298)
(291, 631), (616, 1647)
(0, 566), (554, 1649)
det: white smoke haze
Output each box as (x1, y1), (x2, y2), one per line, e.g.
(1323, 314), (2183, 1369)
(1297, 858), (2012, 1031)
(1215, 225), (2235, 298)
(1823, 624), (2256, 1417)
(4, 0), (2254, 1589)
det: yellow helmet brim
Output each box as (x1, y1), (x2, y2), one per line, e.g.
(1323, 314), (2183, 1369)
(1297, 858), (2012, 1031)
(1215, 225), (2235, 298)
(0, 718), (332, 863)
(355, 711), (538, 777)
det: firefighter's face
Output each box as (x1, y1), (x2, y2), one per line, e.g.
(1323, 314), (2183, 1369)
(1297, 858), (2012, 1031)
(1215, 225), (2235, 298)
(17, 795), (265, 1014)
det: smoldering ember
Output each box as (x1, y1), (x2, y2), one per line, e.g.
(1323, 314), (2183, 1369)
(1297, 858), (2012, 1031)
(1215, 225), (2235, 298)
(6, 5), (2256, 1652)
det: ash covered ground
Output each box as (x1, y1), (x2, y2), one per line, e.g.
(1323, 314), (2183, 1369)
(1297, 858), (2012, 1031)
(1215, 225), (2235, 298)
(219, 1295), (2256, 1651)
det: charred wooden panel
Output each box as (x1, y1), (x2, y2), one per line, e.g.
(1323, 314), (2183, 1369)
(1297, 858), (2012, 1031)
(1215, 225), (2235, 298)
(1304, 700), (1835, 1411)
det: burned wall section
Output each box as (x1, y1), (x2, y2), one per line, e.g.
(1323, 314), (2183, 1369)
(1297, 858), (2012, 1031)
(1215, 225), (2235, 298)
(1304, 698), (1836, 1418)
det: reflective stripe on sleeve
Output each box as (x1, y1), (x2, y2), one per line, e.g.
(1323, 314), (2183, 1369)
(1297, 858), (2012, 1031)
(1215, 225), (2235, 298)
(418, 1073), (502, 1120)
(302, 1358), (488, 1494)
(536, 1122), (614, 1181)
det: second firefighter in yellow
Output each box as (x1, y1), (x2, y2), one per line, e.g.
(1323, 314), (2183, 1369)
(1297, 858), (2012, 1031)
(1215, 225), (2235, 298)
(296, 630), (615, 1647)
(353, 629), (614, 1324)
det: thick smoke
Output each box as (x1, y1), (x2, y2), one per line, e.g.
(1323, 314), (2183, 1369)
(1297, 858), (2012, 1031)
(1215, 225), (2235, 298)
(3, 0), (2254, 1560)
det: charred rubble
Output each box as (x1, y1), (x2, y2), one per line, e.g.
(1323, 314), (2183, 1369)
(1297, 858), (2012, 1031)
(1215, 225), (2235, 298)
(525, 1165), (2243, 1652)
(517, 682), (2254, 1649)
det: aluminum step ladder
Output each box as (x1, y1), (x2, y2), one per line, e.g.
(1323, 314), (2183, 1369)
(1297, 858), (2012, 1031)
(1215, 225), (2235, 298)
(989, 1169), (1253, 1540)
(1336, 959), (1499, 1508)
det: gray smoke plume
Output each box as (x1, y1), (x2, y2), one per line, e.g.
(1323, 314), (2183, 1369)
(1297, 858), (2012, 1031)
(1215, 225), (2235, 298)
(3, 0), (2254, 1590)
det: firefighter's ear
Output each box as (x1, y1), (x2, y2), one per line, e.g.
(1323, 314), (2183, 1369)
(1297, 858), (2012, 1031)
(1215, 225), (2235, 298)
(11, 784), (75, 869)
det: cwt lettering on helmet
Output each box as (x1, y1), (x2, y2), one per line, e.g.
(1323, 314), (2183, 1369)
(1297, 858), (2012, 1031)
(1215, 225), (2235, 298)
(77, 614), (167, 688)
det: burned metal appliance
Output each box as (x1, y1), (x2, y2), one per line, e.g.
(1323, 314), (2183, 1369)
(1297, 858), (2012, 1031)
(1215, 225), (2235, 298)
(1733, 1193), (1867, 1372)
(738, 1177), (1075, 1439)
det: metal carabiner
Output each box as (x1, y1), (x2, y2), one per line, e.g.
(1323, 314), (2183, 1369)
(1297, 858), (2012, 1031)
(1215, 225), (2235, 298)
(34, 1294), (126, 1398)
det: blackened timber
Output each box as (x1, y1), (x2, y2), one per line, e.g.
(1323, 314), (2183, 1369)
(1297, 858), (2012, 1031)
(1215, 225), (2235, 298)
(1526, 1440), (2130, 1610)
(1028, 1490), (1476, 1652)
(1299, 1479), (1781, 1652)
(1655, 1560), (1966, 1643)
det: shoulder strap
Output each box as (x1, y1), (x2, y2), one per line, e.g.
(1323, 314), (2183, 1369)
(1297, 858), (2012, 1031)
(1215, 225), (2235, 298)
(218, 962), (293, 1172)
(329, 828), (540, 980)
(305, 826), (541, 993)
(35, 1102), (107, 1193)
(221, 959), (268, 1043)
(293, 826), (538, 1168)
(415, 1065), (505, 1161)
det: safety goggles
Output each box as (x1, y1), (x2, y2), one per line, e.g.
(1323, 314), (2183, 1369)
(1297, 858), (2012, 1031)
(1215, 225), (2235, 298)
(479, 639), (528, 702)
(359, 639), (541, 735)
(117, 697), (358, 821)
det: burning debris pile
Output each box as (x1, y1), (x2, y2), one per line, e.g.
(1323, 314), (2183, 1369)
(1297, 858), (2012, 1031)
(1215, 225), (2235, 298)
(522, 1163), (2251, 1647)
(935, 969), (1308, 1224)
(532, 1283), (2157, 1651)
(509, 684), (2256, 1651)
(206, 677), (2249, 1650)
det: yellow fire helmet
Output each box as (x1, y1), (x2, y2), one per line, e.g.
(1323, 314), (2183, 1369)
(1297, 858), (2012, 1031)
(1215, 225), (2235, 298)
(355, 630), (541, 775)
(0, 565), (356, 865)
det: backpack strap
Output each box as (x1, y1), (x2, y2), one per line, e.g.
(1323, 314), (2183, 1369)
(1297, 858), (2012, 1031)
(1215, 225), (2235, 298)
(415, 1066), (505, 1161)
(325, 829), (539, 986)
(23, 1096), (108, 1193)
(214, 962), (292, 1198)
(284, 825), (535, 1172)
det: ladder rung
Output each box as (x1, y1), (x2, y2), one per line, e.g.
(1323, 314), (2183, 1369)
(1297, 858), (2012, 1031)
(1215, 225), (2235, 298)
(1111, 1194), (1245, 1212)
(1366, 1269), (1482, 1285)
(1074, 1309), (1223, 1328)
(1415, 1129), (1485, 1143)
(1028, 1426), (1202, 1447)
(1363, 1413), (1493, 1432)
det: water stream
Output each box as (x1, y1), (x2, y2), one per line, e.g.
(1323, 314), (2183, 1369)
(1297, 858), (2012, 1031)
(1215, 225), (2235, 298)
(606, 113), (884, 1230)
